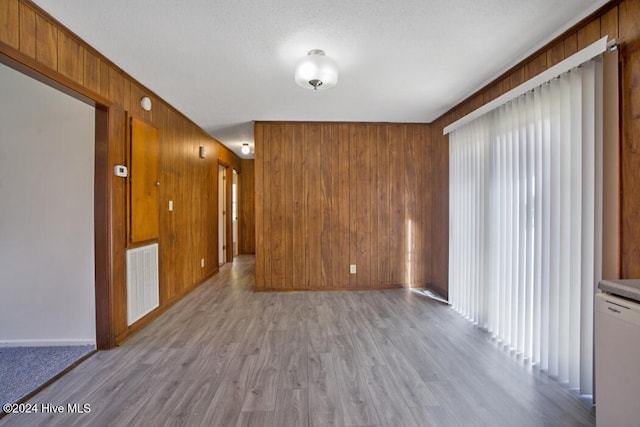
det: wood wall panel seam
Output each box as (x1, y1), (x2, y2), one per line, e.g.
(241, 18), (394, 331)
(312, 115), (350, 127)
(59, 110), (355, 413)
(35, 13), (57, 70)
(619, 0), (640, 277)
(18, 2), (35, 59)
(0, 0), (20, 49)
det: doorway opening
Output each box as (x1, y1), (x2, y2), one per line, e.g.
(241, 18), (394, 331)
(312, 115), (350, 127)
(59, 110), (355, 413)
(232, 169), (239, 258)
(219, 164), (228, 266)
(0, 58), (103, 406)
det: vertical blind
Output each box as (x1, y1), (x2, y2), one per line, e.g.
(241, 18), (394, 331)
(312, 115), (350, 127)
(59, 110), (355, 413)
(449, 58), (602, 395)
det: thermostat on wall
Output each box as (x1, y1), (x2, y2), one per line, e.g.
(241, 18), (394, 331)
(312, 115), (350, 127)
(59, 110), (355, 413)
(114, 165), (128, 177)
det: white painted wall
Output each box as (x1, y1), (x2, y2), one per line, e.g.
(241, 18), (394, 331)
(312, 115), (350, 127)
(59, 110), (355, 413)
(0, 62), (96, 346)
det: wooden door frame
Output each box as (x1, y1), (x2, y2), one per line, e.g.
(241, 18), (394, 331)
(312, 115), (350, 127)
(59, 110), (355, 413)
(218, 161), (234, 264)
(218, 163), (226, 266)
(94, 105), (116, 349)
(232, 169), (239, 258)
(0, 52), (116, 350)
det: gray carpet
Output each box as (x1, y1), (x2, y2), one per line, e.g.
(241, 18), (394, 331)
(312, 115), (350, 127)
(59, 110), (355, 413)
(0, 345), (94, 405)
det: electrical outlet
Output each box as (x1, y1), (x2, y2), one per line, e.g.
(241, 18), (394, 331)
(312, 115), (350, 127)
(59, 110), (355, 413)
(201, 258), (205, 268)
(350, 264), (357, 274)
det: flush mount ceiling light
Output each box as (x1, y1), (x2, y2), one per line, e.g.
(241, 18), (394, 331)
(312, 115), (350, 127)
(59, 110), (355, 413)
(140, 96), (152, 111)
(294, 49), (338, 91)
(241, 143), (251, 155)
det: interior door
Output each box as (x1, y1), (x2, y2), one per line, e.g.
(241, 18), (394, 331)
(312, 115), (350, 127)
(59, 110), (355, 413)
(129, 117), (159, 243)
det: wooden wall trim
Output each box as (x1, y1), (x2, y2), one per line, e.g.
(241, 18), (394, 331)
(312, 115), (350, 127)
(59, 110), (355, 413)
(602, 48), (621, 279)
(226, 166), (233, 263)
(93, 107), (114, 349)
(109, 105), (127, 344)
(0, 45), (111, 107)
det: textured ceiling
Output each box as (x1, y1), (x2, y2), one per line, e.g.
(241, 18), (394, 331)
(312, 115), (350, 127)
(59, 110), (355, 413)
(33, 0), (609, 159)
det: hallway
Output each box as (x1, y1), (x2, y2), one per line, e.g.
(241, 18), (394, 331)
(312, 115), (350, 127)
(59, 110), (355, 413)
(0, 255), (594, 426)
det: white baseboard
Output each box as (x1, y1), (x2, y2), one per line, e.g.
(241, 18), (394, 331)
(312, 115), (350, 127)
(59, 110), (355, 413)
(0, 339), (96, 348)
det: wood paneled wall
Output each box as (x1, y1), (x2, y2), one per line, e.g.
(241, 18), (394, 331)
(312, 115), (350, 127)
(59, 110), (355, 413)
(254, 122), (448, 296)
(0, 0), (243, 346)
(619, 0), (640, 278)
(239, 159), (256, 254)
(434, 0), (640, 282)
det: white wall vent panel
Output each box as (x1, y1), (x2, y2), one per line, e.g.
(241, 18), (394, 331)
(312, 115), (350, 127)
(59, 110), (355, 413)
(126, 243), (159, 325)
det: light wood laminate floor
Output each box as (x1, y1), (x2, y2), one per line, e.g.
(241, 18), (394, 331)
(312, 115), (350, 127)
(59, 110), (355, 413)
(0, 255), (595, 426)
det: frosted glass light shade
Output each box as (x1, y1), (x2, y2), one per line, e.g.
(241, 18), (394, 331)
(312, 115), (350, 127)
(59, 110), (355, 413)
(241, 143), (251, 155)
(140, 96), (152, 111)
(295, 49), (338, 90)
